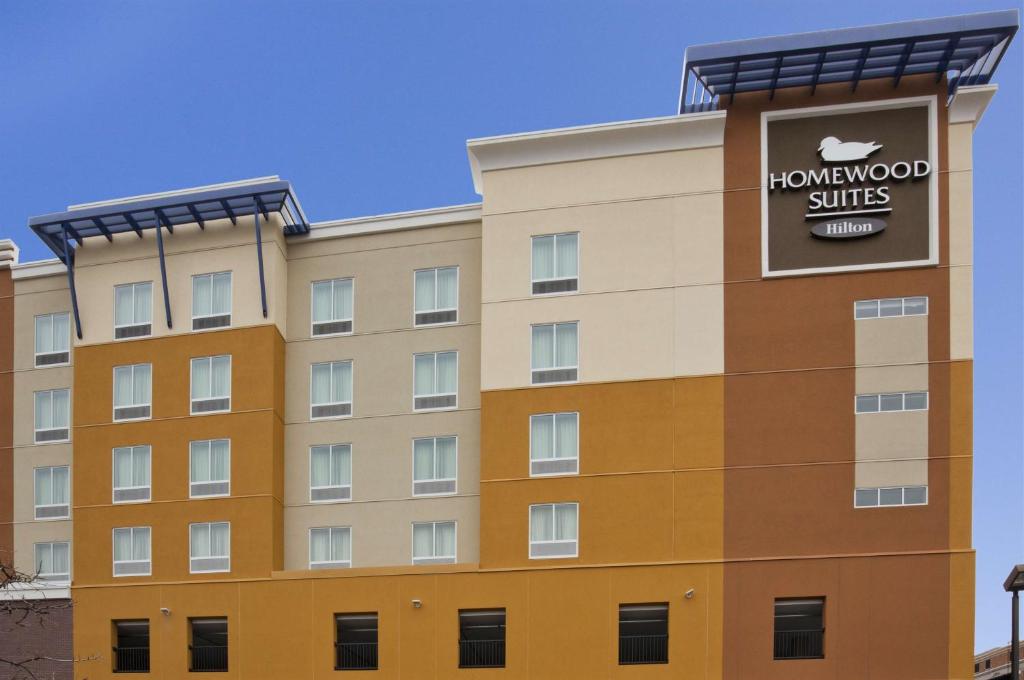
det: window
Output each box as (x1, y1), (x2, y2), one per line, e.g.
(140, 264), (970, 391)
(190, 439), (230, 498)
(34, 388), (70, 443)
(114, 282), (153, 339)
(112, 527), (151, 576)
(855, 391), (928, 413)
(34, 466), (70, 520)
(191, 355), (231, 414)
(412, 521), (456, 565)
(529, 503), (577, 559)
(309, 527), (352, 569)
(774, 598), (825, 660)
(412, 436), (457, 496)
(532, 232), (578, 295)
(311, 278), (354, 336)
(530, 412), (578, 476)
(531, 322), (578, 384)
(192, 272), (231, 330)
(619, 604), (668, 665)
(854, 486), (928, 508)
(459, 609), (506, 669)
(34, 312), (70, 366)
(112, 445), (151, 503)
(34, 541), (70, 582)
(335, 613), (378, 671)
(310, 361), (353, 419)
(190, 618), (228, 672)
(113, 620), (150, 673)
(310, 444), (352, 502)
(190, 522), (230, 573)
(854, 296), (928, 319)
(413, 351), (458, 411)
(414, 266), (458, 326)
(113, 364), (152, 421)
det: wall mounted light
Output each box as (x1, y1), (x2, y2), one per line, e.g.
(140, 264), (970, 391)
(160, 607), (171, 616)
(684, 589), (695, 600)
(411, 599), (422, 609)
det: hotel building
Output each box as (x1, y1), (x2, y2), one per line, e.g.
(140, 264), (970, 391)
(0, 10), (1018, 679)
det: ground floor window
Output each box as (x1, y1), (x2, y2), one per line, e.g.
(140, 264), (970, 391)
(774, 598), (825, 660)
(459, 609), (506, 668)
(113, 620), (150, 673)
(335, 613), (378, 671)
(189, 618), (228, 672)
(619, 604), (668, 664)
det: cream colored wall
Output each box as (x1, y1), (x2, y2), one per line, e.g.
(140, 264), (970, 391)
(479, 149), (724, 391)
(948, 122), (974, 362)
(71, 214), (289, 345)
(283, 222), (482, 569)
(12, 274), (74, 575)
(854, 316), (929, 367)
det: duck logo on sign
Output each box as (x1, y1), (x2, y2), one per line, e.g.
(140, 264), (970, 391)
(817, 137), (883, 163)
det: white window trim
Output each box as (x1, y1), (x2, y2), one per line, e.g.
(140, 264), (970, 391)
(188, 521), (231, 574)
(308, 526), (352, 569)
(412, 351), (459, 412)
(529, 412), (580, 477)
(189, 439), (231, 499)
(309, 361), (354, 420)
(411, 520), (457, 565)
(531, 231), (580, 295)
(310, 277), (355, 337)
(111, 445), (152, 504)
(528, 502), (579, 560)
(853, 486), (929, 508)
(34, 541), (71, 582)
(33, 388), (71, 444)
(33, 312), (71, 366)
(854, 391), (929, 414)
(189, 355), (232, 415)
(112, 281), (154, 339)
(112, 526), (151, 577)
(309, 444), (353, 504)
(190, 271), (233, 330)
(853, 296), (929, 319)
(530, 322), (580, 385)
(413, 266), (460, 326)
(410, 436), (458, 496)
(34, 466), (70, 520)
(112, 364), (153, 422)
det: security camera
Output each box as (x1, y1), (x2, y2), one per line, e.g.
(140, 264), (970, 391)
(160, 607), (171, 616)
(684, 589), (695, 600)
(411, 599), (422, 609)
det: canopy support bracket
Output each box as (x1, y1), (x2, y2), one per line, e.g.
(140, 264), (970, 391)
(254, 202), (268, 319)
(62, 225), (83, 340)
(154, 211), (173, 330)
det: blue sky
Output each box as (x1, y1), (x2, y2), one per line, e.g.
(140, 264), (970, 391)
(1, 0), (1020, 653)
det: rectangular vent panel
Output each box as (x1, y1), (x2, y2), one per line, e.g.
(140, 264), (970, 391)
(532, 278), (578, 295)
(35, 352), (69, 367)
(35, 505), (69, 520)
(531, 458), (578, 476)
(311, 486), (351, 503)
(114, 405), (151, 421)
(532, 368), (577, 384)
(114, 324), (151, 339)
(413, 479), (456, 496)
(311, 403), (351, 419)
(312, 320), (352, 336)
(530, 541), (577, 558)
(114, 561), (150, 576)
(415, 310), (457, 326)
(414, 395), (456, 411)
(190, 557), (230, 573)
(114, 487), (151, 503)
(191, 481), (230, 498)
(192, 315), (231, 331)
(35, 429), (69, 443)
(192, 398), (229, 414)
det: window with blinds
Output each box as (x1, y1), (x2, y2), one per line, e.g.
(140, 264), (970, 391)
(412, 436), (457, 496)
(190, 356), (231, 414)
(311, 278), (354, 336)
(34, 312), (70, 366)
(309, 527), (351, 569)
(310, 361), (353, 419)
(192, 272), (232, 330)
(190, 439), (231, 498)
(412, 521), (456, 565)
(413, 351), (458, 411)
(531, 322), (578, 384)
(34, 466), (70, 520)
(113, 445), (151, 503)
(529, 503), (578, 559)
(530, 412), (579, 476)
(34, 388), (70, 443)
(414, 266), (458, 326)
(114, 364), (152, 421)
(113, 526), (151, 577)
(114, 282), (153, 339)
(310, 444), (352, 502)
(531, 232), (578, 295)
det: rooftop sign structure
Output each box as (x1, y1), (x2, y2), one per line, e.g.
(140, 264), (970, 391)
(679, 9), (1019, 111)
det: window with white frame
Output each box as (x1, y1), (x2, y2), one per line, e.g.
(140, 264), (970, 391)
(855, 391), (928, 413)
(190, 439), (230, 498)
(532, 232), (578, 295)
(529, 503), (577, 559)
(34, 466), (70, 520)
(34, 388), (70, 443)
(113, 526), (151, 576)
(531, 322), (578, 384)
(191, 355), (231, 414)
(309, 527), (351, 569)
(34, 541), (70, 581)
(414, 266), (458, 326)
(310, 361), (353, 419)
(114, 282), (153, 339)
(413, 351), (457, 410)
(311, 278), (354, 336)
(34, 312), (70, 367)
(189, 522), (230, 573)
(113, 445), (151, 503)
(114, 364), (152, 421)
(192, 272), (232, 330)
(412, 521), (456, 565)
(310, 444), (352, 502)
(854, 485), (928, 508)
(854, 296), (928, 319)
(412, 436), (457, 496)
(530, 413), (579, 476)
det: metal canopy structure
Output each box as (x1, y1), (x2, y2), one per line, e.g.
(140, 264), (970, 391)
(679, 9), (1019, 112)
(28, 178), (309, 339)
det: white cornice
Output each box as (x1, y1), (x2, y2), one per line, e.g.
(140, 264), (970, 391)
(11, 258), (65, 280)
(465, 110), (728, 194)
(301, 203), (482, 241)
(948, 84), (998, 128)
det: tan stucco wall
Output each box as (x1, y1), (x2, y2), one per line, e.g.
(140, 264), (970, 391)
(855, 315), (929, 366)
(948, 121), (974, 361)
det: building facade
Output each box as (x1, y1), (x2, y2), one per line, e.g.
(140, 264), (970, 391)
(0, 10), (1018, 680)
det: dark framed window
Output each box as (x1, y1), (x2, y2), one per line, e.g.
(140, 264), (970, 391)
(459, 609), (505, 668)
(618, 603), (668, 665)
(774, 598), (824, 660)
(113, 620), (150, 673)
(335, 613), (378, 671)
(189, 618), (228, 672)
